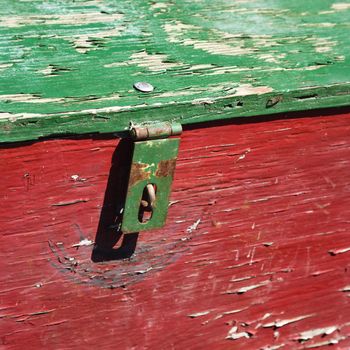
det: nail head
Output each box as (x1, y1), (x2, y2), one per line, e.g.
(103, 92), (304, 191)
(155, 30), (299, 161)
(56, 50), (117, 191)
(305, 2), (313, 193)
(133, 81), (154, 93)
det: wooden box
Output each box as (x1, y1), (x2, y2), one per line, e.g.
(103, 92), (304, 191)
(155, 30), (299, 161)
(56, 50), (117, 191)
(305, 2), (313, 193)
(1, 1), (350, 349)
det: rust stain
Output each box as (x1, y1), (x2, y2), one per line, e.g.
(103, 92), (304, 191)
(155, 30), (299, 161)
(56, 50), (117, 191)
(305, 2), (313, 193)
(129, 162), (151, 187)
(155, 159), (176, 177)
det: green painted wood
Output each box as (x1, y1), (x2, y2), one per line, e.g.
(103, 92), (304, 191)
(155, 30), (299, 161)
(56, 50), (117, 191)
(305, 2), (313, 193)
(0, 0), (349, 143)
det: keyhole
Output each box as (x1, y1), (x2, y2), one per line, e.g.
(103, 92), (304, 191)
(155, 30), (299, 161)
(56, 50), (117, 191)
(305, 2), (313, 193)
(138, 184), (157, 223)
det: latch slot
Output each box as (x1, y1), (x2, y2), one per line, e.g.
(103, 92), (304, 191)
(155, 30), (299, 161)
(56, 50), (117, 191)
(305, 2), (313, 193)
(138, 183), (156, 223)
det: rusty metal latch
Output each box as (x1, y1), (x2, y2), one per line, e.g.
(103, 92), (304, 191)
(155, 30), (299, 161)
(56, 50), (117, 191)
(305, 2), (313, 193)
(121, 122), (182, 233)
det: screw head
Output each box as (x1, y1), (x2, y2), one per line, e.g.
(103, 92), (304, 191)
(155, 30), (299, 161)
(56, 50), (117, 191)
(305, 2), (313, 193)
(133, 81), (154, 93)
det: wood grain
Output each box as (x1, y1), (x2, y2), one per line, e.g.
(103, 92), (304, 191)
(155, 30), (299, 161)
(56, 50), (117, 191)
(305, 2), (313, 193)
(0, 0), (350, 142)
(1, 109), (350, 349)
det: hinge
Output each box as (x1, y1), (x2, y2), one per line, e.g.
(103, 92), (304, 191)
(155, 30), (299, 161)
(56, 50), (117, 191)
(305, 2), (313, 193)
(121, 122), (182, 233)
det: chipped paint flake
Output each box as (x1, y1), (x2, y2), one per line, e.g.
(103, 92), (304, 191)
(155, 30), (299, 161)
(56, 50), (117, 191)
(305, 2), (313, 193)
(221, 308), (247, 316)
(331, 3), (350, 10)
(128, 51), (184, 72)
(226, 326), (251, 340)
(298, 326), (338, 341)
(151, 3), (169, 10)
(39, 65), (56, 76)
(226, 84), (273, 97)
(340, 285), (350, 292)
(226, 280), (270, 294)
(163, 21), (198, 43)
(183, 39), (256, 56)
(328, 247), (350, 255)
(190, 83), (273, 103)
(135, 267), (153, 275)
(301, 22), (336, 28)
(258, 53), (286, 64)
(71, 238), (94, 248)
(0, 93), (120, 106)
(0, 94), (65, 104)
(304, 336), (346, 348)
(306, 36), (337, 53)
(0, 12), (123, 27)
(188, 310), (210, 318)
(70, 26), (125, 54)
(0, 63), (13, 71)
(263, 314), (314, 328)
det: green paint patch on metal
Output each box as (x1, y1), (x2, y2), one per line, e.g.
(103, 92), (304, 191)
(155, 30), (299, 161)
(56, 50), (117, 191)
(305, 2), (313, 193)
(122, 138), (180, 233)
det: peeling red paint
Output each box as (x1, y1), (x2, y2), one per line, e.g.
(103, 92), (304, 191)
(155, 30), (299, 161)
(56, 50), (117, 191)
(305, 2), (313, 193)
(1, 110), (350, 349)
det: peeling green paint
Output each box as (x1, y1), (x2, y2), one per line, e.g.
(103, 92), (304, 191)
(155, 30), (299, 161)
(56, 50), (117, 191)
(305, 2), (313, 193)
(0, 0), (349, 143)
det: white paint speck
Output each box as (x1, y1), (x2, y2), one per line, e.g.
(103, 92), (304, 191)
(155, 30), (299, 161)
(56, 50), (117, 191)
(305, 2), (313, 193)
(226, 326), (251, 340)
(188, 310), (211, 318)
(135, 267), (152, 275)
(71, 238), (94, 248)
(186, 219), (201, 233)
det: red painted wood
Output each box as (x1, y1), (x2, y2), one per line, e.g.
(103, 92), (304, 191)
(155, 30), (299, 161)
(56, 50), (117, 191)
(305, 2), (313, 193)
(1, 110), (350, 349)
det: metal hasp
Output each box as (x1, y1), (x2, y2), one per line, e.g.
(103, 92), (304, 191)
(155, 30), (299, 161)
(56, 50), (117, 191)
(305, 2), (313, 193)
(121, 122), (182, 233)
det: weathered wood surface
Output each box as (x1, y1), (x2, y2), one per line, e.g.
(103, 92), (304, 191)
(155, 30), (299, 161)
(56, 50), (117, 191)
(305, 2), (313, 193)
(1, 0), (350, 142)
(1, 109), (350, 349)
